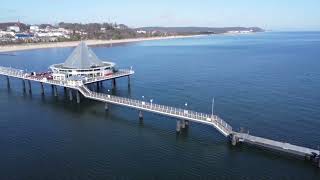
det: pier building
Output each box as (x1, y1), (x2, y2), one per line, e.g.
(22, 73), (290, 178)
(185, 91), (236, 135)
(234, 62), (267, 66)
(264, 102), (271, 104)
(49, 42), (117, 81)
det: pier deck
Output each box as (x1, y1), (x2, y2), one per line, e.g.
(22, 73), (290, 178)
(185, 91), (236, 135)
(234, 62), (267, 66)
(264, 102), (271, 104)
(1, 65), (319, 167)
(233, 132), (320, 158)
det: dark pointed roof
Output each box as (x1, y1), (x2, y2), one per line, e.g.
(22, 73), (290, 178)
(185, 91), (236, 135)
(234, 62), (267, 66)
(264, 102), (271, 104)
(63, 42), (104, 69)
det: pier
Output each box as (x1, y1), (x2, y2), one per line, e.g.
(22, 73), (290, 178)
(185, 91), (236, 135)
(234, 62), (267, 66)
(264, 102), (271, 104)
(1, 65), (319, 168)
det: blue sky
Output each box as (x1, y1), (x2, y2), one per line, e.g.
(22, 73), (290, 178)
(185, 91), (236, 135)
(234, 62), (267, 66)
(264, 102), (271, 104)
(1, 0), (319, 30)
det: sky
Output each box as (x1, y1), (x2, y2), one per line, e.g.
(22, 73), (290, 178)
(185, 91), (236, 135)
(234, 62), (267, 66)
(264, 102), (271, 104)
(1, 0), (319, 30)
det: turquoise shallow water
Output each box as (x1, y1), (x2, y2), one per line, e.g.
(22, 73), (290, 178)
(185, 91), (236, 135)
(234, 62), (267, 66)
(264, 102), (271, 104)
(0, 32), (320, 179)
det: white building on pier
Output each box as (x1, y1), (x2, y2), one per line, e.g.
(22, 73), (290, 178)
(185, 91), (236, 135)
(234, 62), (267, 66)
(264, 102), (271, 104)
(50, 42), (116, 81)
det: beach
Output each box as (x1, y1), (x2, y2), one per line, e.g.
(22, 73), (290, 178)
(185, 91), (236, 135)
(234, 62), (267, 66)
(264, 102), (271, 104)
(0, 35), (199, 53)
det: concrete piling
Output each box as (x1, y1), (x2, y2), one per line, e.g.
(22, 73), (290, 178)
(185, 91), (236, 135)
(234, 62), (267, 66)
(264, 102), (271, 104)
(139, 110), (143, 120)
(185, 120), (189, 127)
(40, 82), (44, 95)
(176, 120), (181, 132)
(6, 76), (10, 89)
(231, 135), (238, 146)
(181, 120), (186, 129)
(28, 80), (32, 92)
(96, 82), (100, 90)
(76, 91), (80, 104)
(104, 103), (109, 111)
(22, 79), (25, 92)
(128, 76), (131, 86)
(112, 78), (116, 88)
(53, 85), (58, 97)
(68, 89), (73, 101)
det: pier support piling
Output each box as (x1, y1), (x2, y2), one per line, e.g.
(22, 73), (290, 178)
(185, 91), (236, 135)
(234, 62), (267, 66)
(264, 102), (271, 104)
(176, 120), (181, 133)
(22, 79), (25, 92)
(128, 76), (131, 86)
(96, 82), (100, 90)
(53, 85), (58, 97)
(185, 120), (189, 127)
(112, 78), (116, 88)
(231, 135), (238, 146)
(40, 82), (44, 95)
(76, 91), (80, 104)
(104, 103), (109, 111)
(28, 80), (32, 92)
(68, 89), (73, 101)
(139, 110), (143, 120)
(6, 76), (10, 89)
(64, 87), (67, 93)
(181, 120), (186, 129)
(51, 84), (54, 92)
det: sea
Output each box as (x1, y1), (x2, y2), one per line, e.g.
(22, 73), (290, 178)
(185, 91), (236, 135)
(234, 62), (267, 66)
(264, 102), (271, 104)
(0, 32), (320, 179)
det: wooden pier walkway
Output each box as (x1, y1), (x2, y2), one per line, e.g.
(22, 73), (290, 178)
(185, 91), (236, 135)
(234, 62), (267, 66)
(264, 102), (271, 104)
(0, 65), (319, 167)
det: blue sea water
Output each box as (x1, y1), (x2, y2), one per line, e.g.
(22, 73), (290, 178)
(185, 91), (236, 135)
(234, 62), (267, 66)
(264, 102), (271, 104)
(0, 32), (320, 179)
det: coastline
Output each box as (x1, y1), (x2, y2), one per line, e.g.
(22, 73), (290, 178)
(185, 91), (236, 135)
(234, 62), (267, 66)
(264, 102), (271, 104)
(0, 35), (201, 53)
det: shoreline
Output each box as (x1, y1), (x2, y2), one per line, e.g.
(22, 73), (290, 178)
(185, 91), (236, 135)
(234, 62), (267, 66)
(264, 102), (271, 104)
(0, 35), (202, 53)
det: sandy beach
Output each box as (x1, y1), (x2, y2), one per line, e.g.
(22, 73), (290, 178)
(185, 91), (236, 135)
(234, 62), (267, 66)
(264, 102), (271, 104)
(0, 35), (199, 53)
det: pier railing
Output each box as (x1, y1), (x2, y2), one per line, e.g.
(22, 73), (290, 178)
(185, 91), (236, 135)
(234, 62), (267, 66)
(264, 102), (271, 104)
(83, 69), (134, 84)
(77, 85), (233, 136)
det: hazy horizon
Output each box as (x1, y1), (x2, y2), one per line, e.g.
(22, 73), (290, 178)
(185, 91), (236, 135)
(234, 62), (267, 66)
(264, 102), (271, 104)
(1, 0), (320, 31)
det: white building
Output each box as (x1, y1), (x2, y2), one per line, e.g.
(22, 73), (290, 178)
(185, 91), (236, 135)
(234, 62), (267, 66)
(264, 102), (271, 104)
(0, 31), (15, 37)
(136, 30), (146, 34)
(30, 25), (39, 32)
(50, 42), (116, 81)
(7, 26), (20, 32)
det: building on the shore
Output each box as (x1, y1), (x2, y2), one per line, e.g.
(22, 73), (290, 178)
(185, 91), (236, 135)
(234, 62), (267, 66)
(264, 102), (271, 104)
(30, 25), (39, 32)
(7, 25), (20, 33)
(0, 31), (15, 37)
(49, 42), (116, 81)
